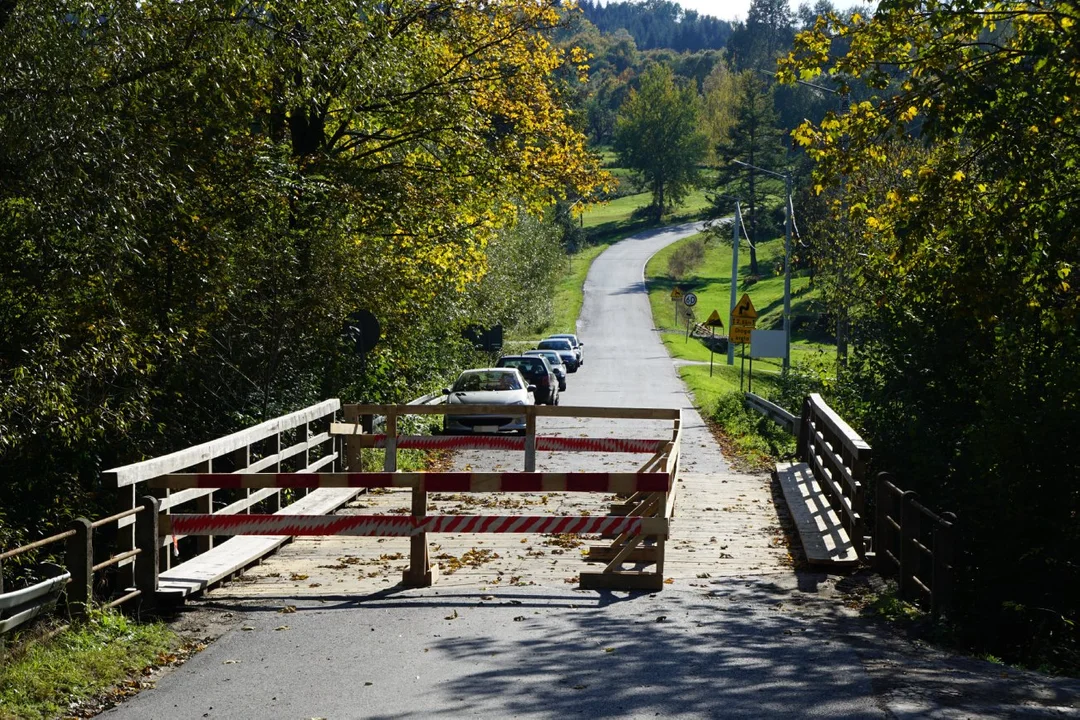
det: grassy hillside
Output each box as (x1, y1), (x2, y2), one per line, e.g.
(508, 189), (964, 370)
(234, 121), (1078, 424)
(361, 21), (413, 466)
(643, 231), (836, 406)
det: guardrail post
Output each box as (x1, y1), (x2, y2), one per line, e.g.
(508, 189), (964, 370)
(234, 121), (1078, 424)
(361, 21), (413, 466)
(899, 490), (920, 602)
(135, 496), (160, 605)
(932, 512), (957, 616)
(524, 412), (536, 472)
(66, 518), (93, 620)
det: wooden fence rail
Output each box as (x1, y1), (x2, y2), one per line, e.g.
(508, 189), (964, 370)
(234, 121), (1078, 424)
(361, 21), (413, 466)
(875, 473), (957, 616)
(0, 399), (344, 633)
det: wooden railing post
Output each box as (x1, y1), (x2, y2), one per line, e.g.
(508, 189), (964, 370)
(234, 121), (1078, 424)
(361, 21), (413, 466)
(899, 490), (920, 602)
(66, 518), (93, 620)
(524, 412), (536, 472)
(874, 473), (891, 573)
(271, 432), (283, 511)
(195, 459), (213, 554)
(135, 496), (160, 604)
(932, 511), (957, 616)
(403, 481), (435, 587)
(384, 412), (398, 472)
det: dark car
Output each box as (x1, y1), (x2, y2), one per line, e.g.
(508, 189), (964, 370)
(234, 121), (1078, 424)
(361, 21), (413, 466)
(536, 338), (578, 372)
(496, 355), (559, 405)
(523, 349), (567, 391)
(547, 333), (584, 366)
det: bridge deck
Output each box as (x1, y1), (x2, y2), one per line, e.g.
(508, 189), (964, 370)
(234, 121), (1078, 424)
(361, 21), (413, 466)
(206, 468), (788, 599)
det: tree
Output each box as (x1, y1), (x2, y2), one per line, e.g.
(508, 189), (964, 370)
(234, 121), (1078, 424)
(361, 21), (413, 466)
(614, 64), (708, 221)
(711, 71), (788, 275)
(783, 0), (1080, 665)
(0, 0), (607, 552)
(726, 0), (795, 71)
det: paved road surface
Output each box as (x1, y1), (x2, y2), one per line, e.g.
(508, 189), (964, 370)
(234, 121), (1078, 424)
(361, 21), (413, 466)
(103, 222), (1080, 720)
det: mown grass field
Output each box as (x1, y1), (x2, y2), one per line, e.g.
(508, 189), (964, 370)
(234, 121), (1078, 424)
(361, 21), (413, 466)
(643, 230), (836, 408)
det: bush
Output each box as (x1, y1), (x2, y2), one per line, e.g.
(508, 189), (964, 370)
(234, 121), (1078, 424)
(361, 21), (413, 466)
(667, 238), (706, 279)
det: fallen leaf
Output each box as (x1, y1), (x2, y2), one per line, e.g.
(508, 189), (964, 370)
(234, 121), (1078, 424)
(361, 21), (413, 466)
(242, 626), (255, 631)
(275, 625), (290, 631)
(279, 605), (297, 614)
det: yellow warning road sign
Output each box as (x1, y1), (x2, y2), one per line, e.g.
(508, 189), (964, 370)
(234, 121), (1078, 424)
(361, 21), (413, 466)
(670, 287), (683, 300)
(705, 309), (724, 328)
(733, 293), (758, 319)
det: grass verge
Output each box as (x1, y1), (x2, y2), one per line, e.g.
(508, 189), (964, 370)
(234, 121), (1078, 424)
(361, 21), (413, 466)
(0, 609), (184, 720)
(644, 231), (833, 466)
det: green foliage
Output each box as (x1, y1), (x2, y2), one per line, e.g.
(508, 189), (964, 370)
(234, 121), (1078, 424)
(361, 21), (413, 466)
(614, 64), (708, 221)
(0, 1), (607, 562)
(710, 71), (789, 275)
(783, 0), (1080, 668)
(0, 609), (177, 720)
(710, 390), (795, 463)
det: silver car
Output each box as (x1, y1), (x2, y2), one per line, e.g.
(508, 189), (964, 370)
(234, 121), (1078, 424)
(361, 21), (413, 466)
(547, 334), (583, 366)
(442, 368), (534, 434)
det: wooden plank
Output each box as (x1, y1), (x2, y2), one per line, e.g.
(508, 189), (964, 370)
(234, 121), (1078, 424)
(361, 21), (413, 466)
(775, 461), (858, 567)
(579, 570), (664, 592)
(805, 394), (871, 461)
(157, 487), (358, 597)
(105, 400), (340, 487)
(342, 404), (680, 420)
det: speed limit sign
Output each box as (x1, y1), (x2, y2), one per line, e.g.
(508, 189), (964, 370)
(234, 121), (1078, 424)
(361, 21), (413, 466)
(683, 292), (698, 307)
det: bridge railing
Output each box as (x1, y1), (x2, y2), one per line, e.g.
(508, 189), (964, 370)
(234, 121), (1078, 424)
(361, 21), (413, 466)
(103, 399), (342, 591)
(875, 473), (957, 616)
(796, 393), (872, 559)
(745, 391), (957, 615)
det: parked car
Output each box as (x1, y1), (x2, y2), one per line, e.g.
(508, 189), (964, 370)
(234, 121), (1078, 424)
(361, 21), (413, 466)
(442, 368), (534, 434)
(547, 333), (584, 366)
(537, 338), (578, 372)
(496, 355), (559, 405)
(523, 349), (567, 391)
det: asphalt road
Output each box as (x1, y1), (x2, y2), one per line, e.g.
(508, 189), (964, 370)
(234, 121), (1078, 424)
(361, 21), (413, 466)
(102, 222), (1079, 720)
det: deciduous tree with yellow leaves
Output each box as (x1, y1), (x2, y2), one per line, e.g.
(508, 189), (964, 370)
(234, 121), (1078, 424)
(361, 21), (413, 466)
(782, 0), (1079, 668)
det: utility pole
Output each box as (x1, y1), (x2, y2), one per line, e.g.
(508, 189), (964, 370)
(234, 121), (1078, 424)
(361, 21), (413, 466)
(732, 160), (793, 371)
(727, 202), (742, 365)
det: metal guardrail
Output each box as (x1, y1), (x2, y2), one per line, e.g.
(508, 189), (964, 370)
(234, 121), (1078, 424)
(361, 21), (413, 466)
(0, 564), (69, 634)
(743, 392), (799, 436)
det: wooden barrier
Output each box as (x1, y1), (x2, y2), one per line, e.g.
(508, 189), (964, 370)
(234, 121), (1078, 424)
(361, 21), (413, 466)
(875, 473), (957, 616)
(151, 405), (682, 592)
(796, 393), (872, 559)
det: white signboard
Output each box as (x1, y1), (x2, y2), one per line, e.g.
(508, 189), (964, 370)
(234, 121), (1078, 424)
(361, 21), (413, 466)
(683, 292), (698, 307)
(749, 329), (786, 359)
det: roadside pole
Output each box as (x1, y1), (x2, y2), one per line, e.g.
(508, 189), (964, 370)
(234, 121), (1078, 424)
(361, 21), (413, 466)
(727, 202), (741, 365)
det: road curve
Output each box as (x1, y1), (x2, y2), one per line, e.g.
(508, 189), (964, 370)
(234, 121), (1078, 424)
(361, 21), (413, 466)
(572, 220), (723, 474)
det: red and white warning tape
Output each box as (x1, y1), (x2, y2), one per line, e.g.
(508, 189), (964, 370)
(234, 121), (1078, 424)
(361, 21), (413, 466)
(156, 471), (672, 493)
(362, 435), (668, 453)
(168, 513), (648, 537)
